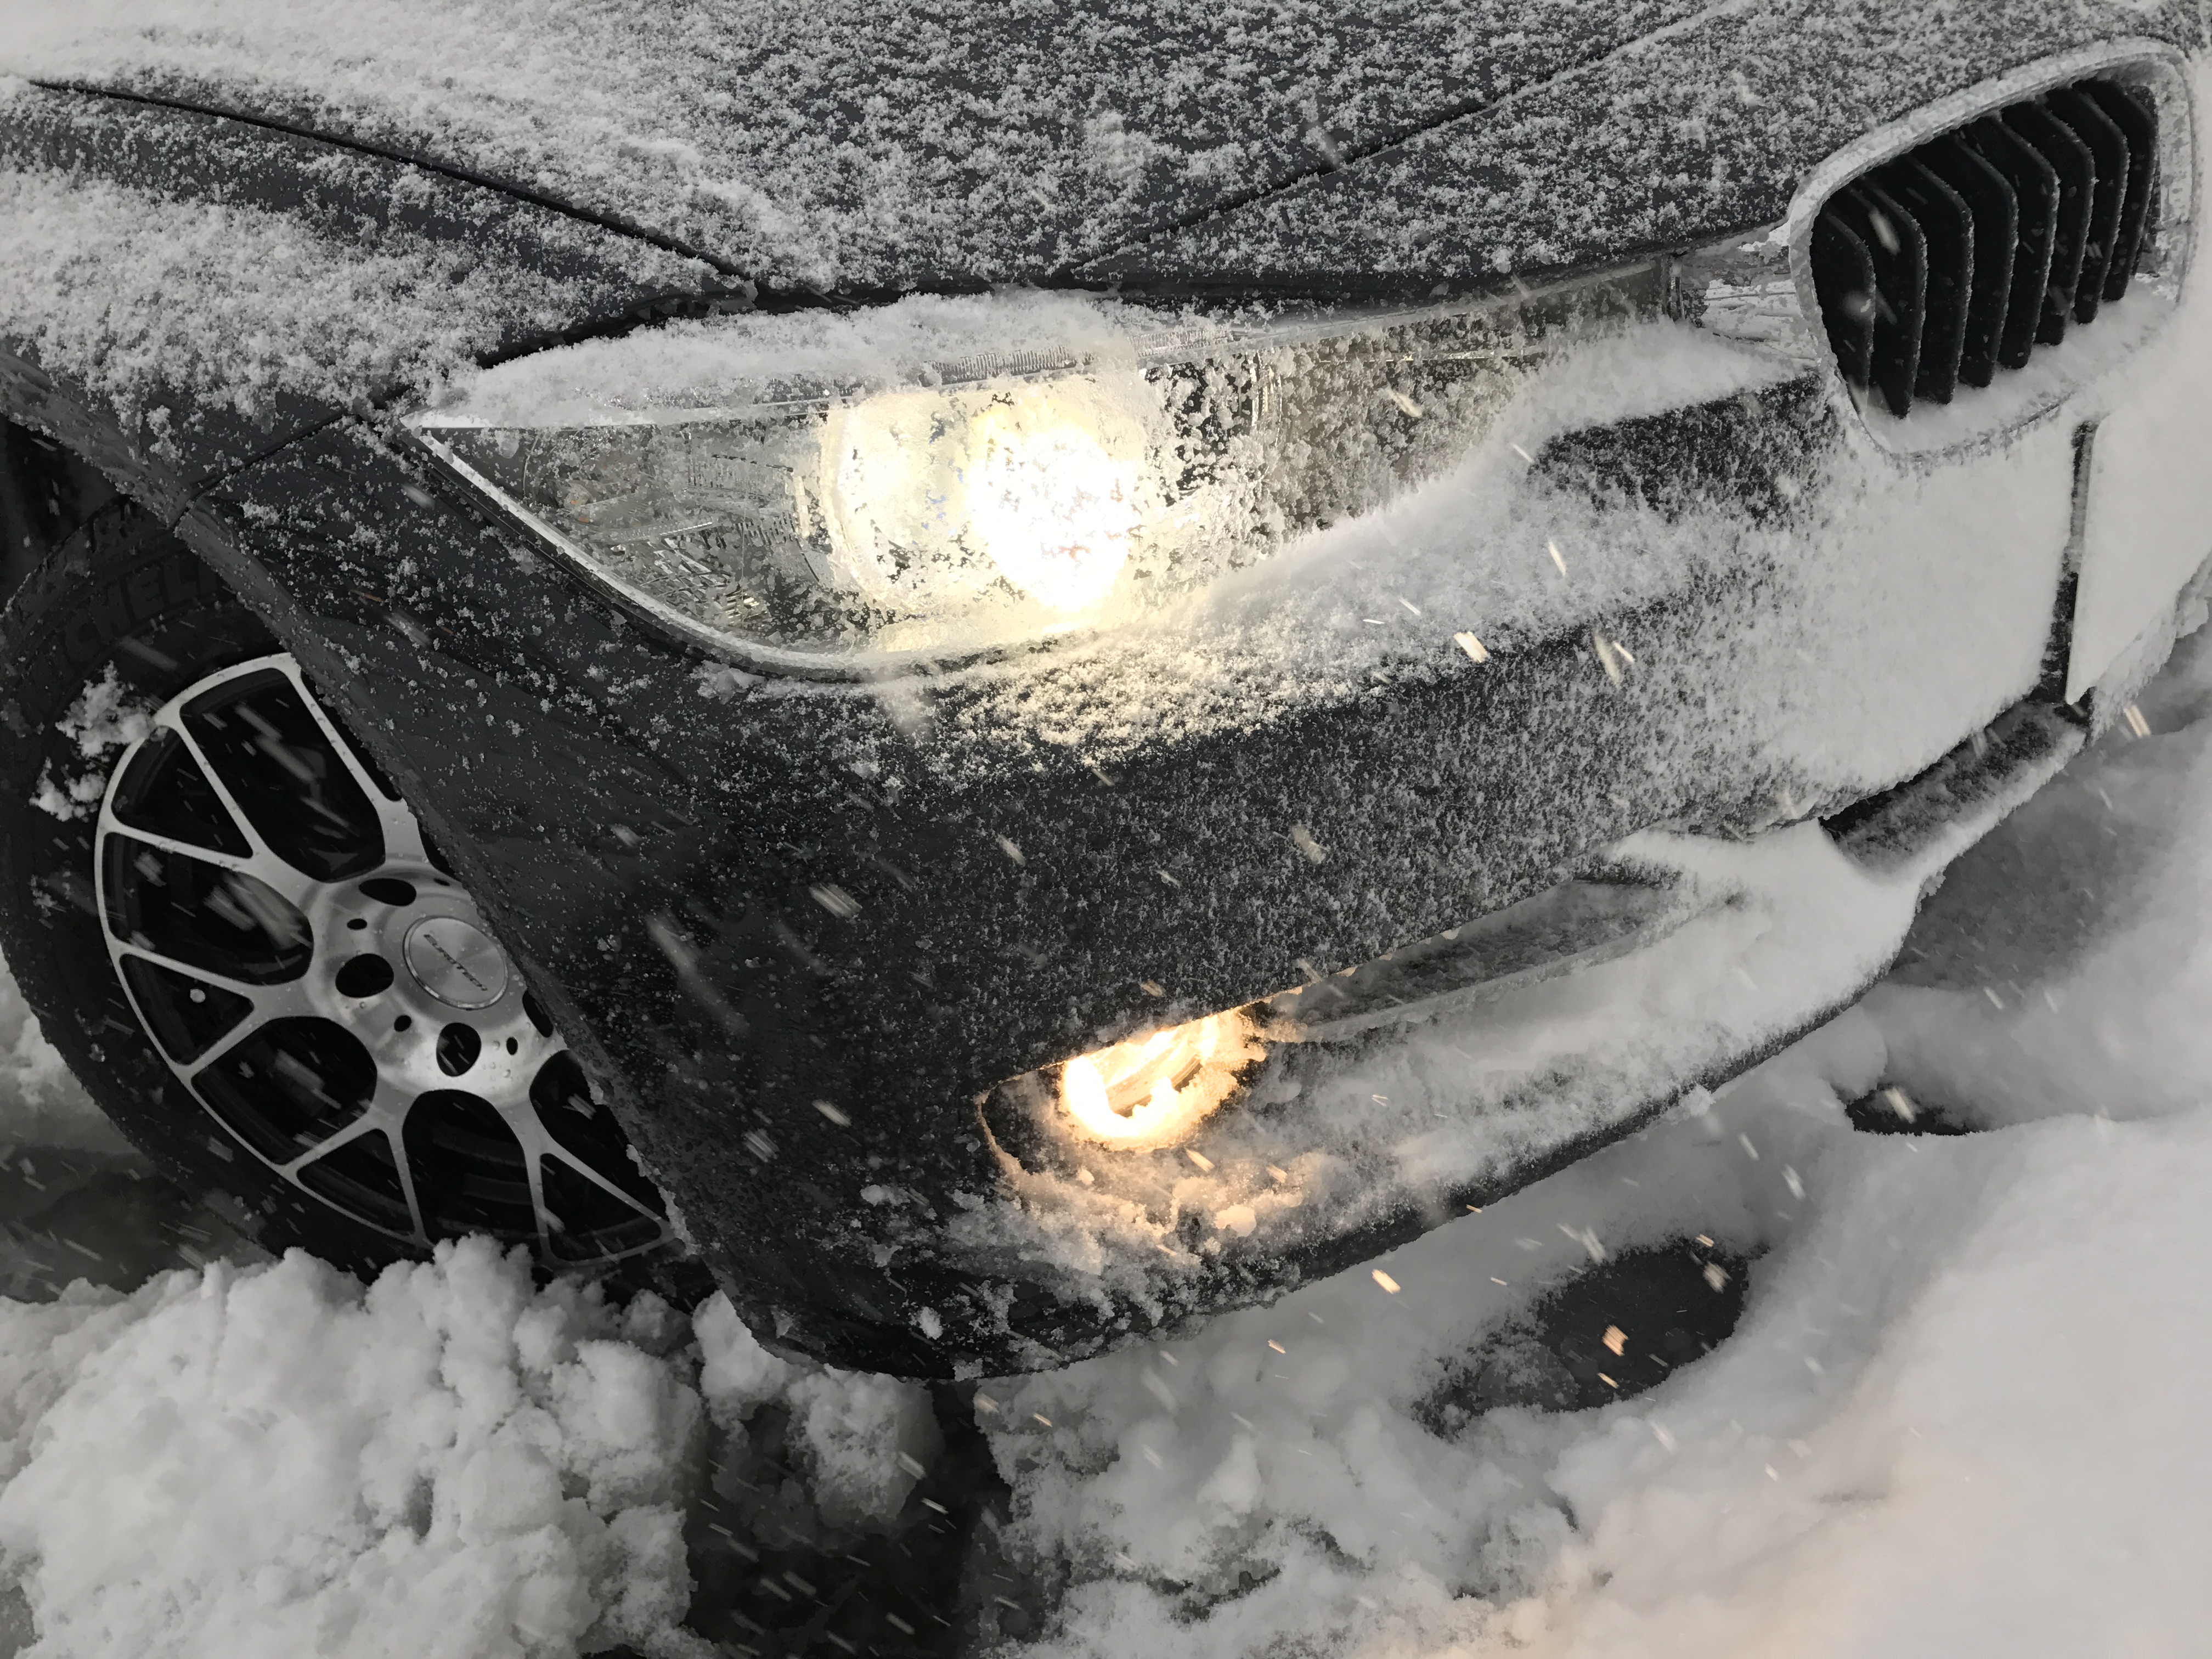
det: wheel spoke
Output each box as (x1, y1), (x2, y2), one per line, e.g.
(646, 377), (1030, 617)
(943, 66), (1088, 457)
(97, 816), (318, 909)
(523, 1149), (555, 1256)
(541, 1145), (662, 1222)
(355, 1075), (421, 1135)
(113, 945), (306, 1007)
(275, 659), (430, 864)
(360, 1077), (433, 1243)
(177, 979), (323, 1077)
(274, 1109), (383, 1176)
(166, 717), (297, 876)
(284, 1108), (430, 1246)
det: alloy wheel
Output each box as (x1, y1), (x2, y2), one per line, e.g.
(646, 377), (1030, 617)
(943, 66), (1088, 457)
(94, 653), (668, 1264)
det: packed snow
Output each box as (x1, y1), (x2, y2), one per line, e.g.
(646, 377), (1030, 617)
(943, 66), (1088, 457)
(0, 619), (2208, 1655)
(27, 666), (153, 822)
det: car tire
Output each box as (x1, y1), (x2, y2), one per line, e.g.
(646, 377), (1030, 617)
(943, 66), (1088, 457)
(0, 500), (695, 1290)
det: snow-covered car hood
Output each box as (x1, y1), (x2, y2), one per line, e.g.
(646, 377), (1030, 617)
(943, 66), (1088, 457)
(8, 0), (2201, 298)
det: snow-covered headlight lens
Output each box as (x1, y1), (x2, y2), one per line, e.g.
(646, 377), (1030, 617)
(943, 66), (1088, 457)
(408, 276), (1660, 667)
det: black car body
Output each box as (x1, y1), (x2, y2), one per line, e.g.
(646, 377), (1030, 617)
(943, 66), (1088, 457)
(3, 2), (2210, 1375)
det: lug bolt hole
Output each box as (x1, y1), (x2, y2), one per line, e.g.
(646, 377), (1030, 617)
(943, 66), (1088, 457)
(359, 877), (417, 906)
(393, 1015), (412, 1032)
(506, 1037), (518, 1054)
(436, 1023), (482, 1076)
(346, 917), (367, 931)
(334, 955), (396, 997)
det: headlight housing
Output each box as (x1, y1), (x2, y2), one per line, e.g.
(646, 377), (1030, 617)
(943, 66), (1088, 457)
(409, 274), (1664, 669)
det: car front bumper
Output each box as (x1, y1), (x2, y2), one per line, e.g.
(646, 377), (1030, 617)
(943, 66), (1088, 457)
(158, 267), (2212, 1375)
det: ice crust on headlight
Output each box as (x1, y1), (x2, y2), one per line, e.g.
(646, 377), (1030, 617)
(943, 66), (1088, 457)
(414, 284), (1646, 662)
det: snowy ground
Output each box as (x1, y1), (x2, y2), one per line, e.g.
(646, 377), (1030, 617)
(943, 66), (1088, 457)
(4, 631), (2212, 1658)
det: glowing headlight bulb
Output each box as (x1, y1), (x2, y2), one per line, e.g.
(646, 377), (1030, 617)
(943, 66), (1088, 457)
(823, 377), (1149, 616)
(963, 399), (1138, 611)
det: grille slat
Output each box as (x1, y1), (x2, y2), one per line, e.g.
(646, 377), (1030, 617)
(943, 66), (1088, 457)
(1833, 181), (1928, 417)
(1919, 136), (2016, 387)
(1880, 159), (1973, 403)
(1963, 116), (2060, 370)
(2044, 88), (2129, 323)
(2004, 103), (2095, 346)
(1813, 75), (2157, 417)
(2085, 81), (2157, 302)
(1812, 215), (1879, 386)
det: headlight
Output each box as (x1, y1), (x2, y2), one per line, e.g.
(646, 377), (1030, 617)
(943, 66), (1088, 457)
(409, 275), (1665, 667)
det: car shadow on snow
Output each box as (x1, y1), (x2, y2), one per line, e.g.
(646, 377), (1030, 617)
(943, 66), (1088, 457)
(1414, 1238), (1755, 1429)
(673, 1384), (1024, 1658)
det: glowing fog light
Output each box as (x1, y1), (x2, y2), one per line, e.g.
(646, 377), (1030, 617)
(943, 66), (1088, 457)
(1059, 1009), (1261, 1150)
(824, 379), (1148, 613)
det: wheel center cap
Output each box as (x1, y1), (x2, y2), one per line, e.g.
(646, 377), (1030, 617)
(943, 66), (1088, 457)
(402, 916), (509, 1010)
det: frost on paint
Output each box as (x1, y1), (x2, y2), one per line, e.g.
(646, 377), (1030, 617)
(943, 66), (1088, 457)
(5, 0), (2193, 294)
(0, 143), (705, 439)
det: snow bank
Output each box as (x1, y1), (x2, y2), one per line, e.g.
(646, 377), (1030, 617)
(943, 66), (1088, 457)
(695, 1290), (939, 1535)
(0, 1242), (707, 1659)
(0, 1027), (943, 1659)
(977, 1014), (2212, 1657)
(1523, 1104), (2212, 1658)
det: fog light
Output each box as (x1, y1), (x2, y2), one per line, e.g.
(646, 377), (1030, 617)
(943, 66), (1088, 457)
(1059, 1009), (1261, 1149)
